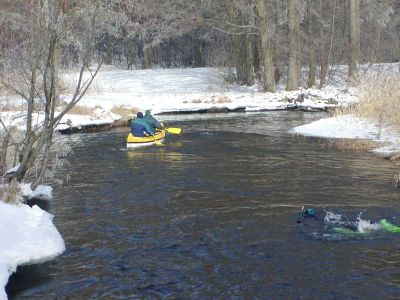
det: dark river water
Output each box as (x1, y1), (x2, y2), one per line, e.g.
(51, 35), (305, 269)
(7, 112), (400, 299)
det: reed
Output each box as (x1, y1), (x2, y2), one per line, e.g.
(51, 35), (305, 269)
(0, 180), (21, 204)
(67, 104), (97, 115)
(320, 138), (378, 152)
(111, 104), (136, 117)
(335, 74), (400, 130)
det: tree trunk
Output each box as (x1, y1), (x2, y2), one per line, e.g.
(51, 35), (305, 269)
(143, 42), (153, 69)
(349, 0), (360, 81)
(105, 44), (113, 65)
(234, 35), (245, 83)
(253, 38), (261, 75)
(192, 38), (204, 67)
(125, 40), (135, 70)
(244, 32), (254, 86)
(306, 0), (316, 88)
(256, 0), (276, 92)
(319, 0), (328, 88)
(0, 132), (10, 176)
(287, 0), (300, 90)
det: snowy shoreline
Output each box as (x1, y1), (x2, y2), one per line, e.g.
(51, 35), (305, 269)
(0, 185), (65, 300)
(3, 66), (399, 156)
(290, 114), (400, 158)
(1, 66), (400, 299)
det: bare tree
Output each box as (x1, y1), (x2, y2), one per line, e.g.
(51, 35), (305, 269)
(0, 0), (103, 190)
(254, 0), (276, 92)
(349, 0), (360, 81)
(306, 0), (316, 88)
(286, 0), (300, 90)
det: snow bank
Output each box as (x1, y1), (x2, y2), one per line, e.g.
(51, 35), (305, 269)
(61, 67), (357, 116)
(290, 115), (400, 156)
(1, 67), (359, 131)
(0, 185), (64, 300)
(2, 65), (400, 154)
(20, 183), (53, 202)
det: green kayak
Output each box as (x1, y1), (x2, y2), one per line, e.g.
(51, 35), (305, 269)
(332, 227), (367, 237)
(379, 219), (400, 233)
(333, 219), (400, 237)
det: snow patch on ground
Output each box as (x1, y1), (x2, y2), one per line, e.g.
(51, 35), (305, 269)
(20, 184), (53, 202)
(0, 202), (65, 300)
(62, 67), (358, 115)
(290, 115), (400, 156)
(2, 65), (400, 154)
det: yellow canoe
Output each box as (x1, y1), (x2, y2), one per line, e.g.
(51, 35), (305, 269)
(126, 129), (166, 148)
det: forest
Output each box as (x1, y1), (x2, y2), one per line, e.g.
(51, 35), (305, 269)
(1, 0), (399, 90)
(2, 1), (400, 299)
(0, 0), (400, 186)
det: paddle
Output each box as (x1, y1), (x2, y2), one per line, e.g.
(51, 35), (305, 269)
(165, 127), (182, 135)
(152, 135), (164, 146)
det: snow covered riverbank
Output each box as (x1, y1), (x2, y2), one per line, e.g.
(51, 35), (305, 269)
(2, 65), (400, 154)
(58, 65), (399, 157)
(0, 202), (65, 300)
(290, 115), (400, 157)
(1, 65), (400, 298)
(2, 66), (359, 132)
(61, 66), (358, 115)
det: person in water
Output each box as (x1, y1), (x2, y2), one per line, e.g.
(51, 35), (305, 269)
(131, 112), (154, 137)
(297, 207), (318, 223)
(143, 110), (163, 131)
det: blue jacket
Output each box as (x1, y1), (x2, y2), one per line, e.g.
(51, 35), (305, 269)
(143, 115), (162, 130)
(131, 117), (154, 137)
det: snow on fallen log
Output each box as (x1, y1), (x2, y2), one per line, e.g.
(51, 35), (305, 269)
(0, 202), (65, 300)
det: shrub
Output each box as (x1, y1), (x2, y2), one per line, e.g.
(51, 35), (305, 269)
(111, 105), (136, 117)
(336, 74), (400, 130)
(0, 180), (21, 204)
(67, 104), (96, 115)
(321, 138), (378, 152)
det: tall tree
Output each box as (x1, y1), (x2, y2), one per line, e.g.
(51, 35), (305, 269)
(0, 0), (103, 188)
(255, 0), (276, 92)
(286, 0), (300, 90)
(349, 0), (360, 80)
(306, 0), (316, 88)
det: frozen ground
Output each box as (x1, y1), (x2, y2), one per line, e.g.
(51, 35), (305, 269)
(1, 66), (360, 131)
(61, 66), (358, 114)
(0, 185), (65, 300)
(290, 114), (400, 157)
(0, 65), (399, 298)
(3, 64), (398, 155)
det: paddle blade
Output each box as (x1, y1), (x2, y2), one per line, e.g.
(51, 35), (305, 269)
(165, 127), (182, 135)
(155, 140), (165, 146)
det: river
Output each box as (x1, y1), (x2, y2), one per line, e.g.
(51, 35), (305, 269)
(7, 112), (400, 299)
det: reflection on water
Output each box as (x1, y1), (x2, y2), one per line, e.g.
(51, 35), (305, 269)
(126, 149), (184, 164)
(7, 112), (400, 299)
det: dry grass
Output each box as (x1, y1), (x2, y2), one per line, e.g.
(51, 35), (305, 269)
(393, 172), (400, 188)
(67, 104), (97, 115)
(206, 96), (232, 104)
(391, 157), (400, 188)
(0, 180), (21, 204)
(111, 105), (137, 117)
(0, 102), (24, 112)
(335, 74), (400, 130)
(320, 138), (378, 152)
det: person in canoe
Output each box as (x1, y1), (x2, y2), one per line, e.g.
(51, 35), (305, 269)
(144, 110), (163, 131)
(131, 112), (154, 137)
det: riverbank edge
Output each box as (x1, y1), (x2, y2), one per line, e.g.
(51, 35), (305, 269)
(0, 186), (65, 300)
(56, 103), (332, 134)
